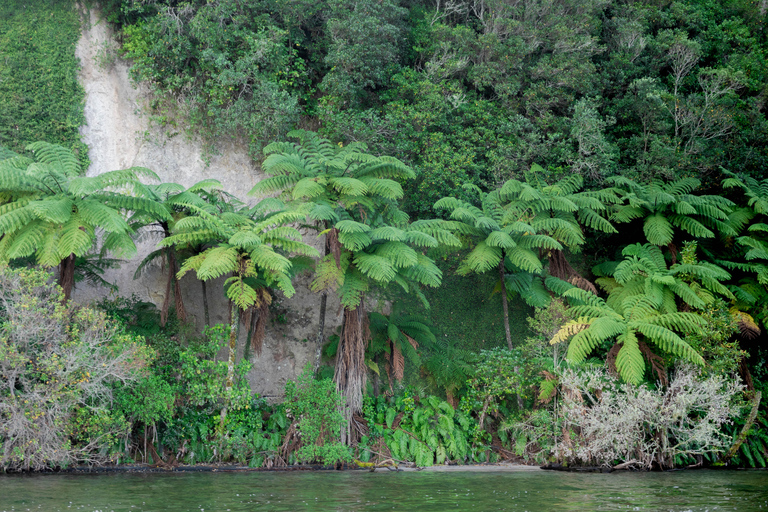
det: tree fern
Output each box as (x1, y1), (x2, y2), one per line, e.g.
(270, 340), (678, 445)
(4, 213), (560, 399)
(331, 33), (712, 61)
(0, 142), (167, 301)
(549, 272), (706, 384)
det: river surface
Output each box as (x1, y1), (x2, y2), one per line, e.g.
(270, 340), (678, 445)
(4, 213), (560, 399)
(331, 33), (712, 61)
(1, 469), (766, 511)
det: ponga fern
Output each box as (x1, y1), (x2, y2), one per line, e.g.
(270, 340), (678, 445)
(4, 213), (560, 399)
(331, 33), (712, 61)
(368, 303), (436, 393)
(549, 278), (705, 385)
(131, 179), (226, 326)
(164, 195), (319, 423)
(250, 130), (459, 438)
(594, 242), (734, 315)
(607, 176), (735, 247)
(0, 142), (168, 301)
(435, 184), (561, 349)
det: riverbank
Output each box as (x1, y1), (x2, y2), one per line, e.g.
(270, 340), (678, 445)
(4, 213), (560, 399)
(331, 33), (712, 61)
(10, 461), (542, 475)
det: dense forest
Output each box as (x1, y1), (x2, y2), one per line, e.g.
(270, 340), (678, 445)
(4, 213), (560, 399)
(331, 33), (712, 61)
(1, 0), (768, 472)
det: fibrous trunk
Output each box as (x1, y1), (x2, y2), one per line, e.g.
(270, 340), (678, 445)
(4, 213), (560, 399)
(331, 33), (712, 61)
(333, 301), (370, 444)
(160, 247), (186, 326)
(314, 228), (333, 373)
(59, 253), (76, 303)
(220, 302), (240, 425)
(201, 279), (210, 327)
(499, 258), (513, 350)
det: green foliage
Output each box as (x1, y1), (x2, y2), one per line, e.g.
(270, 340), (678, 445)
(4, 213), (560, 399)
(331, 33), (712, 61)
(176, 325), (253, 412)
(361, 390), (479, 466)
(550, 276), (706, 385)
(168, 196), (318, 309)
(0, 268), (152, 471)
(464, 348), (535, 429)
(0, 0), (87, 166)
(118, 1), (302, 158)
(607, 176), (735, 247)
(368, 303), (436, 385)
(720, 409), (768, 468)
(594, 242), (734, 314)
(284, 365), (351, 465)
(683, 300), (743, 378)
(0, 142), (167, 300)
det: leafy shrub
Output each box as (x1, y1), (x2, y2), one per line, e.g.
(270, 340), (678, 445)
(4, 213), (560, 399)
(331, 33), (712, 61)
(284, 365), (350, 466)
(553, 364), (743, 469)
(0, 269), (151, 471)
(464, 348), (535, 431)
(361, 390), (478, 466)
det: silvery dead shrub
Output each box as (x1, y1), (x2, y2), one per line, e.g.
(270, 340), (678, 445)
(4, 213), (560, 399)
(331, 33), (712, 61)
(556, 364), (742, 469)
(0, 269), (151, 471)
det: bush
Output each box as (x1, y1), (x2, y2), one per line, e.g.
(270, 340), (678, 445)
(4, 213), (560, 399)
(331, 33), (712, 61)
(361, 390), (477, 466)
(284, 365), (350, 466)
(0, 269), (151, 471)
(554, 364), (743, 469)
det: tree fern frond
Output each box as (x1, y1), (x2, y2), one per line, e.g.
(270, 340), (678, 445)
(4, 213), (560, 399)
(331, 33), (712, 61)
(506, 247), (543, 273)
(102, 231), (137, 258)
(373, 241), (419, 268)
(194, 246), (239, 280)
(6, 221), (48, 260)
(402, 254), (443, 288)
(550, 317), (592, 344)
(354, 252), (397, 282)
(668, 214), (715, 239)
(615, 331), (645, 385)
(58, 215), (95, 258)
(643, 214), (674, 246)
(26, 142), (80, 177)
(338, 231), (372, 251)
(461, 241), (502, 274)
(338, 269), (370, 309)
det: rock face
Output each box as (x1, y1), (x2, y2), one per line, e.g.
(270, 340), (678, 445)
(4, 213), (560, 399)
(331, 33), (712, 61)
(74, 8), (342, 398)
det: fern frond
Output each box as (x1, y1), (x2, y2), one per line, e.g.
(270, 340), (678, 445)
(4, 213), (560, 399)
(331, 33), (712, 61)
(643, 214), (674, 246)
(461, 241), (502, 274)
(26, 142), (80, 177)
(615, 331), (645, 385)
(354, 252), (397, 282)
(550, 317), (592, 344)
(374, 241), (419, 268)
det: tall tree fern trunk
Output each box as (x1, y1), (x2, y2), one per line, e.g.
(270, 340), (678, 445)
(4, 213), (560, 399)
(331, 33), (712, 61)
(314, 226), (331, 374)
(59, 253), (76, 303)
(220, 302), (240, 426)
(201, 279), (210, 327)
(315, 292), (327, 374)
(499, 257), (513, 350)
(333, 301), (370, 445)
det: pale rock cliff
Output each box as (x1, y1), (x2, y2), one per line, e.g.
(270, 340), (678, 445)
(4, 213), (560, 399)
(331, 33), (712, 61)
(74, 8), (342, 399)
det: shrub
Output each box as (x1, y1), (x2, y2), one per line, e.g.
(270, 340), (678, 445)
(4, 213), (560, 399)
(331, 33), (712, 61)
(284, 365), (350, 466)
(0, 269), (151, 471)
(554, 364), (743, 469)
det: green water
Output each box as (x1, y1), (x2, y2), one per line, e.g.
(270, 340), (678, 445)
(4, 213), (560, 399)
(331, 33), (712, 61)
(0, 470), (766, 511)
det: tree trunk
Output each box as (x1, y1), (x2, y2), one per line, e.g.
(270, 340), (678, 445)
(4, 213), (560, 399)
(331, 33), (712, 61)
(201, 279), (210, 327)
(499, 257), (513, 350)
(315, 292), (327, 373)
(333, 302), (370, 445)
(220, 303), (240, 426)
(160, 223), (186, 326)
(59, 253), (76, 303)
(314, 233), (331, 374)
(723, 391), (762, 463)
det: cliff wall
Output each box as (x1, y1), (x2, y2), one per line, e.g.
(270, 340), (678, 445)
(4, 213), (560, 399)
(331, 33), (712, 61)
(74, 8), (341, 399)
